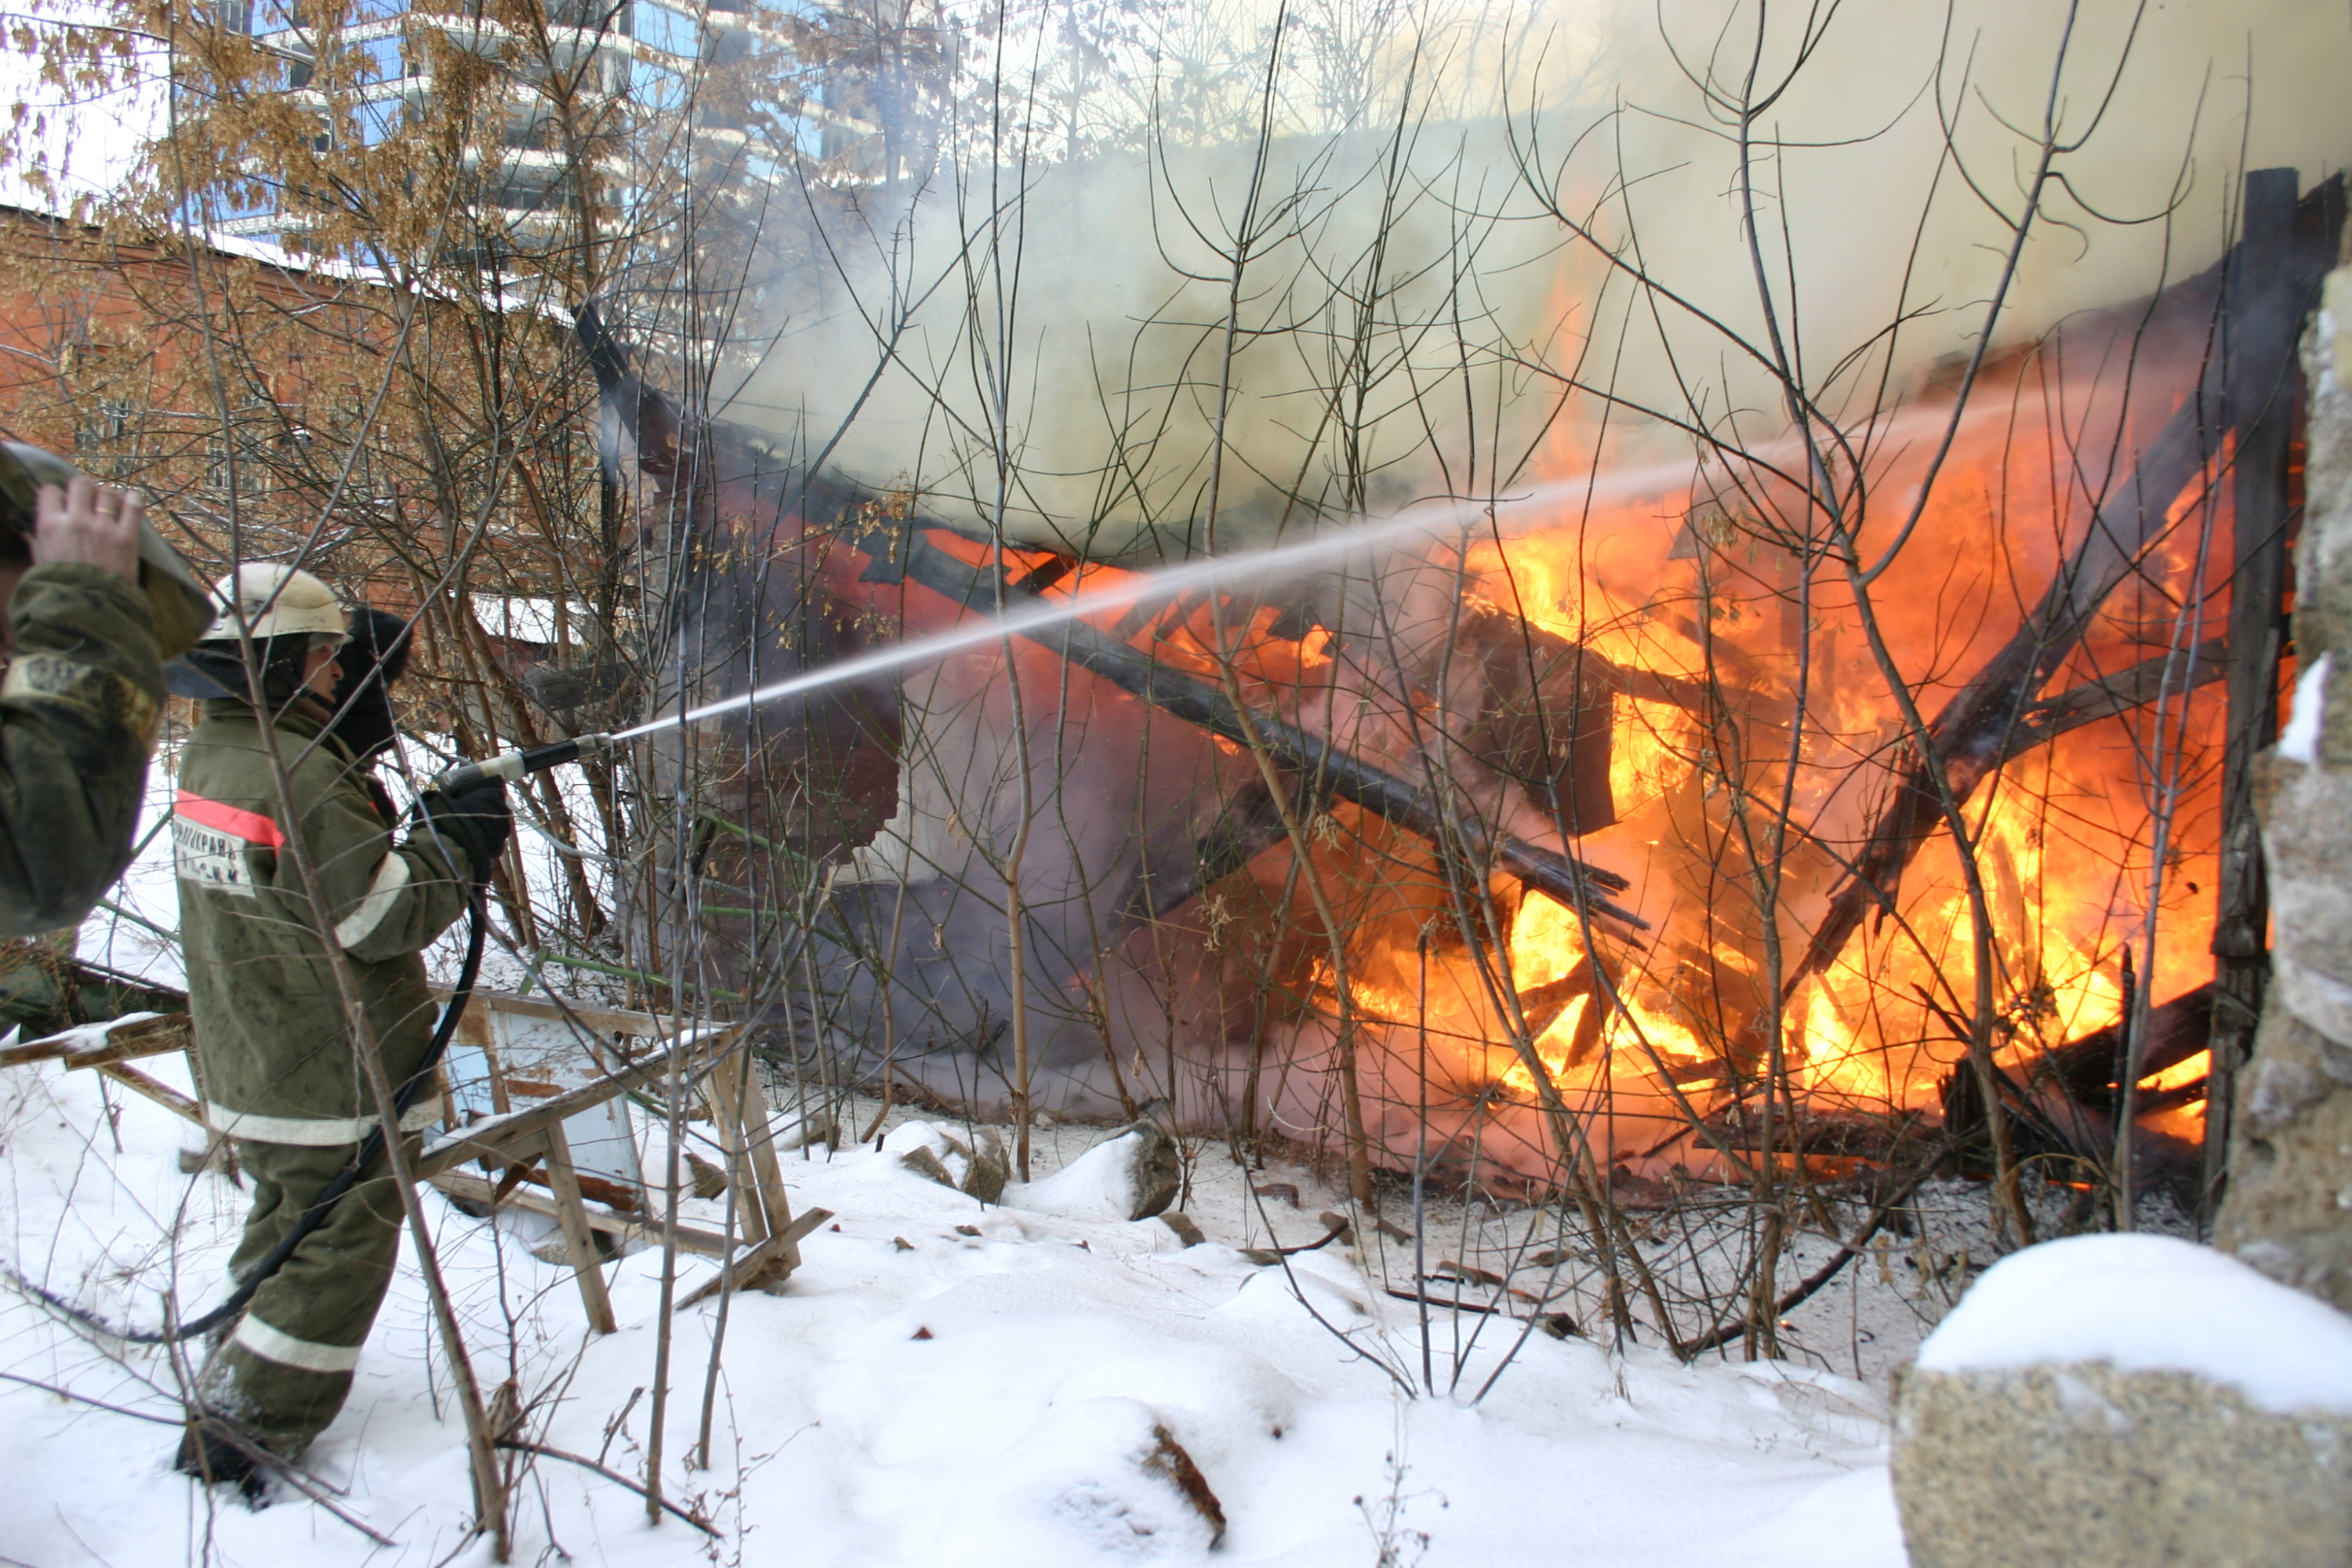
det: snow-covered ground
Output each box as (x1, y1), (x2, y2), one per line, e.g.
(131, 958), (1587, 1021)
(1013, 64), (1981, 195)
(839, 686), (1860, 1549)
(0, 1050), (1912, 1567)
(26, 720), (2188, 1564)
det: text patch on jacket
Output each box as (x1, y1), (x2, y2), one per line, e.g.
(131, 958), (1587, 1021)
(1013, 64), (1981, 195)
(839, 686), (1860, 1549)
(173, 789), (281, 897)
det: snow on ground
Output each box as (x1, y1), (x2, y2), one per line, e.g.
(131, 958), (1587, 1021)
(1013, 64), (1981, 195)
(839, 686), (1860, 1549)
(0, 1054), (1911, 1567)
(74, 746), (190, 995)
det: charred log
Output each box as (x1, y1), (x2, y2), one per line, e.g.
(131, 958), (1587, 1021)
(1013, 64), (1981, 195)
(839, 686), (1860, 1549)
(2011, 638), (2230, 753)
(1509, 955), (1609, 1066)
(1704, 1105), (1926, 1163)
(1933, 986), (2215, 1196)
(1452, 608), (1617, 837)
(1123, 779), (1294, 924)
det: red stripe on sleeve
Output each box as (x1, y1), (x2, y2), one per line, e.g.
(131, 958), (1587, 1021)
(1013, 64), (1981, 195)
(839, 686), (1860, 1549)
(175, 789), (287, 848)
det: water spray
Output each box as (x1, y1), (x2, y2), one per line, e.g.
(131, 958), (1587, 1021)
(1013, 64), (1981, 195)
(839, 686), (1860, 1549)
(427, 509), (1433, 792)
(417, 487), (1652, 926)
(431, 438), (1795, 788)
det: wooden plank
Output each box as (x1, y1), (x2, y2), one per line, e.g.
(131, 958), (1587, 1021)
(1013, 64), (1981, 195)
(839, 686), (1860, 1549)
(512, 1163), (641, 1214)
(65, 1015), (195, 1071)
(96, 1062), (204, 1124)
(735, 1061), (802, 1271)
(430, 988), (731, 1045)
(414, 1039), (711, 1181)
(3, 1037), (83, 1070)
(452, 990), (512, 1116)
(539, 1122), (619, 1334)
(2, 1011), (189, 1070)
(673, 1207), (833, 1308)
(702, 1047), (768, 1245)
(423, 1126), (550, 1178)
(429, 1170), (736, 1258)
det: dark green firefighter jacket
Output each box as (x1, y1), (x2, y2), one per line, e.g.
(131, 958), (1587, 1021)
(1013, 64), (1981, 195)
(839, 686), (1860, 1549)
(174, 700), (471, 1145)
(0, 563), (168, 938)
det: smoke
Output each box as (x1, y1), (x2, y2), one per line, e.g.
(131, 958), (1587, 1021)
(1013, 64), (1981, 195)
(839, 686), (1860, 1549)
(658, 0), (2349, 1153)
(717, 0), (2351, 549)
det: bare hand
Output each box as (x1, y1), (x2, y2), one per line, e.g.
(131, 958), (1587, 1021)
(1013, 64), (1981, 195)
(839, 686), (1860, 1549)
(31, 476), (143, 583)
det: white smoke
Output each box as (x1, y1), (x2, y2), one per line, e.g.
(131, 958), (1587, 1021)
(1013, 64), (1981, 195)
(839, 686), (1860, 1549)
(717, 0), (2350, 551)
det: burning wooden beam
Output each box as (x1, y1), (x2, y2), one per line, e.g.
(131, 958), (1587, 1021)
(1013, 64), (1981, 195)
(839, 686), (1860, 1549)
(2009, 637), (2230, 753)
(868, 524), (1650, 931)
(2038, 982), (2214, 1116)
(2204, 169), (2333, 1211)
(1789, 176), (2344, 998)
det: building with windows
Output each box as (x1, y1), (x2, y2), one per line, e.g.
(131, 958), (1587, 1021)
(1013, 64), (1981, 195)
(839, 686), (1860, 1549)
(204, 0), (858, 250)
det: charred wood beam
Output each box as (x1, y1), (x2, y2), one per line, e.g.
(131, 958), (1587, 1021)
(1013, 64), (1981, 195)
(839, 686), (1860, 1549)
(1512, 967), (1593, 1038)
(1789, 176), (2343, 997)
(1932, 985), (2214, 1189)
(1704, 1108), (1922, 1163)
(2036, 982), (2214, 1114)
(878, 530), (1649, 931)
(1917, 984), (2106, 1162)
(1121, 779), (1294, 924)
(579, 300), (681, 484)
(2205, 169), (2327, 1214)
(2009, 637), (2230, 752)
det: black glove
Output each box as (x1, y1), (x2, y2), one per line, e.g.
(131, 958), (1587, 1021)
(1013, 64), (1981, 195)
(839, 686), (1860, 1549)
(412, 780), (513, 884)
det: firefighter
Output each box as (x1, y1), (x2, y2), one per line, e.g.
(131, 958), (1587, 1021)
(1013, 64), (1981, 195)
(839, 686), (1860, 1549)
(0, 445), (211, 938)
(168, 565), (510, 1492)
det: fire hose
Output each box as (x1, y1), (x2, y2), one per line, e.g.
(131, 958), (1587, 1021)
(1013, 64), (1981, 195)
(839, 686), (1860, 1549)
(430, 732), (615, 796)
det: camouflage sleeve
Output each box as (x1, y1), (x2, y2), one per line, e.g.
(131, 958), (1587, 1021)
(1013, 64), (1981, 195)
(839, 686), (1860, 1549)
(289, 756), (471, 964)
(0, 562), (163, 939)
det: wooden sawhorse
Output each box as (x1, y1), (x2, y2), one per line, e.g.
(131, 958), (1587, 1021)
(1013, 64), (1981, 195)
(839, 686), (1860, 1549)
(4, 1001), (828, 1334)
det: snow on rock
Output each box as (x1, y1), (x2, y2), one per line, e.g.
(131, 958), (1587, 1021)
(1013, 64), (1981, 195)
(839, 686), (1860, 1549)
(884, 1117), (1011, 1202)
(1006, 1123), (1181, 1223)
(1894, 1234), (2352, 1567)
(1914, 1232), (2352, 1414)
(0, 1062), (1907, 1566)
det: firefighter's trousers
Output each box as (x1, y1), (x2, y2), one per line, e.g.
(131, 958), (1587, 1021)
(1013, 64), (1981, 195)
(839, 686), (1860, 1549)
(196, 1134), (412, 1458)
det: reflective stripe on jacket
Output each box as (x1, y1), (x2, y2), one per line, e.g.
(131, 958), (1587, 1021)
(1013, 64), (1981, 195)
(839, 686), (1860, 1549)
(174, 699), (470, 1131)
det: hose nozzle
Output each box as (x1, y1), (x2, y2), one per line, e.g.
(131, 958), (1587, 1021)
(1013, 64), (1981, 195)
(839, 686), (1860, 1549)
(432, 733), (614, 795)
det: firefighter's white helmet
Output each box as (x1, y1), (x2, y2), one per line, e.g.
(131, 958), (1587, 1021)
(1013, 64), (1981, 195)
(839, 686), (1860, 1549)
(202, 564), (349, 647)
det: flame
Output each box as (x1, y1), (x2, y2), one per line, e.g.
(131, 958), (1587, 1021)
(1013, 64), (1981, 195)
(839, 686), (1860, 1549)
(1308, 365), (2226, 1178)
(2144, 1050), (2212, 1095)
(1110, 356), (2230, 1181)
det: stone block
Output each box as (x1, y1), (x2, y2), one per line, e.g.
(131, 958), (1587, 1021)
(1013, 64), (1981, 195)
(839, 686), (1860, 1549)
(1890, 1235), (2352, 1568)
(1893, 1362), (2352, 1568)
